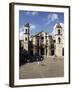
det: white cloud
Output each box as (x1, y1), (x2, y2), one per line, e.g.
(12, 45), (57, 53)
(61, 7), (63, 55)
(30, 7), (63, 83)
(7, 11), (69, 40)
(19, 26), (24, 32)
(19, 26), (24, 40)
(51, 14), (59, 21)
(26, 11), (38, 16)
(30, 24), (37, 36)
(30, 24), (36, 30)
(19, 31), (24, 40)
(26, 11), (30, 15)
(31, 12), (38, 15)
(46, 13), (59, 25)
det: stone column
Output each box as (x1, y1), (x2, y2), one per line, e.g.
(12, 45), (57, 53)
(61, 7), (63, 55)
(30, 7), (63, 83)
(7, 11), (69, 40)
(47, 46), (50, 56)
(44, 48), (46, 56)
(33, 46), (35, 55)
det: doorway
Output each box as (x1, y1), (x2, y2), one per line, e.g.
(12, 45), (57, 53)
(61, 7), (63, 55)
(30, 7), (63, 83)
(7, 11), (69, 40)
(51, 50), (54, 56)
(30, 50), (33, 56)
(41, 48), (44, 55)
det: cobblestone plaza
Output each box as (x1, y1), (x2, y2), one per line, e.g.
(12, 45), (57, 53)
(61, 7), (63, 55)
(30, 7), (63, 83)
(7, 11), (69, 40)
(19, 57), (64, 79)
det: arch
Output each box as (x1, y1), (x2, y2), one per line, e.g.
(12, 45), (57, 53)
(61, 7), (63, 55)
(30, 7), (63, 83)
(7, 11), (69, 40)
(58, 37), (61, 44)
(25, 29), (28, 34)
(58, 29), (60, 34)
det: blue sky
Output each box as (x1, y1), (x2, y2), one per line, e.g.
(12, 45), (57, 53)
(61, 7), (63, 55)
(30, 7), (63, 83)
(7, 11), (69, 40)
(19, 10), (64, 36)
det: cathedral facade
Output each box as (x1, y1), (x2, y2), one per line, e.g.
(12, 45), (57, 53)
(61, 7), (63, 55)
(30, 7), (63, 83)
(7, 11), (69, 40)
(20, 23), (64, 57)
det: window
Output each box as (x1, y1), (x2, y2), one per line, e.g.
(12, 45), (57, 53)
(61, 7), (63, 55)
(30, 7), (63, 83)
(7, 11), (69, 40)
(53, 40), (56, 43)
(41, 37), (44, 39)
(25, 29), (27, 34)
(58, 37), (60, 44)
(58, 29), (60, 34)
(25, 37), (27, 41)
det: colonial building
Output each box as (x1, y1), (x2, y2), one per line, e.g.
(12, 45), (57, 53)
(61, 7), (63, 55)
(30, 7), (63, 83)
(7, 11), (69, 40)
(20, 23), (64, 57)
(31, 32), (53, 56)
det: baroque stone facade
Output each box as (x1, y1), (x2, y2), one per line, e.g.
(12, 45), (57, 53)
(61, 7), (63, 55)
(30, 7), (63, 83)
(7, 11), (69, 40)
(20, 23), (64, 57)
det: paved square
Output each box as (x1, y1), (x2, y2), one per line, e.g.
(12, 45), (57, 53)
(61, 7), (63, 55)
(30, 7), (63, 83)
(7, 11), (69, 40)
(19, 57), (64, 79)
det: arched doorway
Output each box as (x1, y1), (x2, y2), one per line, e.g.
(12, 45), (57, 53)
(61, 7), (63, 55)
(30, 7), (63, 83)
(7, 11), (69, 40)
(51, 50), (54, 56)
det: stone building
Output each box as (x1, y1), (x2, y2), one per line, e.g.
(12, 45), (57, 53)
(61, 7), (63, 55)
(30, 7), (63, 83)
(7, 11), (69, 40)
(20, 23), (64, 57)
(31, 32), (53, 56)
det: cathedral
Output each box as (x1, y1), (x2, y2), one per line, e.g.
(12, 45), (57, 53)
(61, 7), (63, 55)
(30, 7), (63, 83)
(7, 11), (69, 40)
(20, 23), (64, 57)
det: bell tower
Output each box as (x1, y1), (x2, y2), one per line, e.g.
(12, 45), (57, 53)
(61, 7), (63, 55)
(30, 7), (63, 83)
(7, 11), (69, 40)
(55, 23), (63, 56)
(23, 23), (30, 51)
